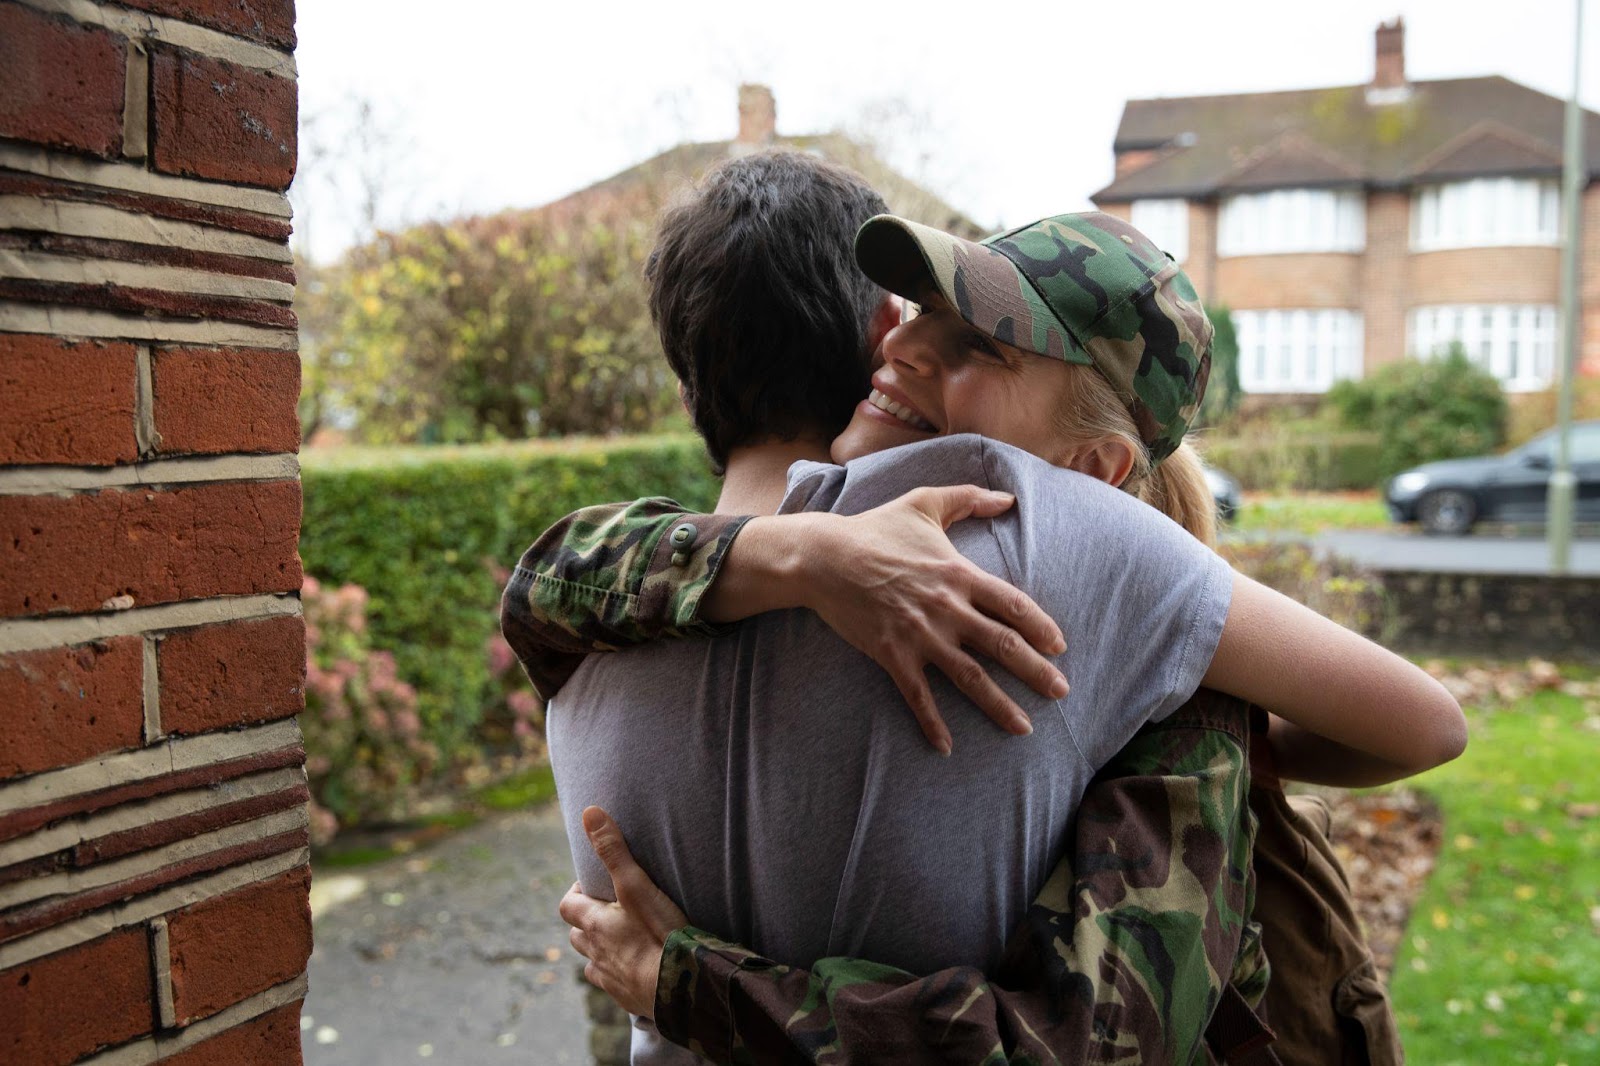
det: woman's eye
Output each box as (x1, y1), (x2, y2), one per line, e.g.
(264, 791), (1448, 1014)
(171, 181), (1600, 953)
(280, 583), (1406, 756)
(967, 333), (1005, 361)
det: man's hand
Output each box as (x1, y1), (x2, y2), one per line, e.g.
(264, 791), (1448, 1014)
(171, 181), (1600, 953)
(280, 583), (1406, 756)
(560, 807), (689, 1019)
(717, 486), (1067, 754)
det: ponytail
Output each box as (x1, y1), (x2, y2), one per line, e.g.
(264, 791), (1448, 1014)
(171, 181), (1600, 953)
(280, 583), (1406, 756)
(1137, 442), (1216, 548)
(1055, 365), (1217, 548)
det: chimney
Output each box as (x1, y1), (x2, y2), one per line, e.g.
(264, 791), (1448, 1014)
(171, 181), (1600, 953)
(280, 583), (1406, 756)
(737, 84), (776, 148)
(1373, 18), (1406, 90)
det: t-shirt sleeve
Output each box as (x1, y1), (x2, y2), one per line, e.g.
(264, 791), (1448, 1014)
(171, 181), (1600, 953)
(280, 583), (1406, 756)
(975, 438), (1233, 771)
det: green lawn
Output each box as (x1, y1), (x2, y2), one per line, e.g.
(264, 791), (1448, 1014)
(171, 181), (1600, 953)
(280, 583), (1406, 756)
(1388, 683), (1600, 1064)
(1229, 491), (1389, 535)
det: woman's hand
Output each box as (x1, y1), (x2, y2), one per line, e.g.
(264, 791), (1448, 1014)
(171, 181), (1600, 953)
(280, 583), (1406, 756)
(559, 807), (689, 1019)
(705, 486), (1069, 754)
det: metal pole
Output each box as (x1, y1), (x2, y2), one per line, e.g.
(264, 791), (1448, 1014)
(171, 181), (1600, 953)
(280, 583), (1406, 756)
(1549, 0), (1585, 573)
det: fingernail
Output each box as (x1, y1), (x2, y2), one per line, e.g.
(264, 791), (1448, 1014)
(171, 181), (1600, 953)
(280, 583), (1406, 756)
(1050, 675), (1069, 699)
(937, 738), (953, 757)
(1014, 715), (1033, 736)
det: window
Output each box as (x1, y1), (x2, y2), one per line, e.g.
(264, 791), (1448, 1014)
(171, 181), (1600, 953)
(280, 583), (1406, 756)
(1411, 179), (1560, 250)
(1234, 309), (1364, 393)
(1408, 304), (1558, 391)
(1217, 189), (1365, 256)
(1130, 199), (1189, 264)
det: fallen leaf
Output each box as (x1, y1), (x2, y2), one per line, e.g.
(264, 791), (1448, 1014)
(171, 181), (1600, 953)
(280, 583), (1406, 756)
(1566, 803), (1600, 820)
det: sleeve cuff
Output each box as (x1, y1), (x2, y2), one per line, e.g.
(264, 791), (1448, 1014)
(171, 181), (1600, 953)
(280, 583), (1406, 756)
(638, 514), (754, 635)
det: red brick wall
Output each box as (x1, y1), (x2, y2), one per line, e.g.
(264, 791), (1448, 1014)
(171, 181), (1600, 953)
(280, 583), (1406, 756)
(1406, 246), (1563, 305)
(1581, 183), (1600, 377)
(0, 1), (307, 1062)
(1362, 190), (1409, 369)
(1215, 252), (1363, 308)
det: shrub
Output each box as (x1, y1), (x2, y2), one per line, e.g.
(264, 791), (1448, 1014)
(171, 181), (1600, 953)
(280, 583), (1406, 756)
(1326, 346), (1508, 478)
(300, 435), (720, 764)
(301, 575), (437, 838)
(1202, 430), (1385, 491)
(1221, 541), (1385, 637)
(1198, 304), (1243, 428)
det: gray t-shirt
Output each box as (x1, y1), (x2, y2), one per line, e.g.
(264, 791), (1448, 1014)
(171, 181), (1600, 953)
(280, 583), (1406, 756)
(548, 434), (1233, 1064)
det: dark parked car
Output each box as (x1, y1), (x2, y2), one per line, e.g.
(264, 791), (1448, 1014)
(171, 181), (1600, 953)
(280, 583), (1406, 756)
(1385, 420), (1600, 535)
(1204, 465), (1241, 523)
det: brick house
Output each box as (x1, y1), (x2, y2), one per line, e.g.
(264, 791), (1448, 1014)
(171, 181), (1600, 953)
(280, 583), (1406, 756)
(1, 0), (310, 1061)
(1092, 19), (1600, 397)
(541, 84), (984, 240)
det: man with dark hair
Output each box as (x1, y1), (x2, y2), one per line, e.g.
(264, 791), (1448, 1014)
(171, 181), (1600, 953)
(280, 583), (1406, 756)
(503, 150), (1274, 1064)
(647, 152), (893, 473)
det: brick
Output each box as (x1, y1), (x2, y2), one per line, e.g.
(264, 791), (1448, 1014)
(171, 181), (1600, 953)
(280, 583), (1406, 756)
(0, 637), (144, 777)
(0, 278), (297, 330)
(0, 745), (304, 844)
(167, 866), (311, 1024)
(1216, 252), (1363, 308)
(159, 615), (305, 734)
(113, 0), (296, 50)
(2, 827), (307, 944)
(0, 927), (154, 1066)
(1405, 246), (1560, 305)
(0, 171), (294, 242)
(150, 46), (297, 190)
(159, 1001), (305, 1066)
(153, 347), (301, 455)
(0, 480), (302, 618)
(0, 231), (297, 285)
(0, 5), (125, 157)
(0, 334), (137, 465)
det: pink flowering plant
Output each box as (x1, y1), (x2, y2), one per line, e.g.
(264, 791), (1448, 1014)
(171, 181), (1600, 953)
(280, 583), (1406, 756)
(301, 575), (438, 842)
(480, 558), (547, 755)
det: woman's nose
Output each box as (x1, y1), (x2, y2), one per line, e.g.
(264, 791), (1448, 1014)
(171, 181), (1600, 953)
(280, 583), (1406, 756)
(882, 319), (939, 377)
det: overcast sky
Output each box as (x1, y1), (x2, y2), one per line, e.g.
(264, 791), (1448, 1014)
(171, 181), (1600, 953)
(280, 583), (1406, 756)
(289, 0), (1598, 261)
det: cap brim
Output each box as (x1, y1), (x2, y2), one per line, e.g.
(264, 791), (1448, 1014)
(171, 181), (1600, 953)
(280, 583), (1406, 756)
(854, 215), (1086, 363)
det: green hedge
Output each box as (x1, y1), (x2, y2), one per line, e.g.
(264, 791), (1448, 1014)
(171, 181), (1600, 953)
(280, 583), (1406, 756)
(300, 435), (720, 758)
(1202, 431), (1385, 492)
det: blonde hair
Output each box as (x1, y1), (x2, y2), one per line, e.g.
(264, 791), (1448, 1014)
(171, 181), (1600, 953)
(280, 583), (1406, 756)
(1055, 364), (1217, 548)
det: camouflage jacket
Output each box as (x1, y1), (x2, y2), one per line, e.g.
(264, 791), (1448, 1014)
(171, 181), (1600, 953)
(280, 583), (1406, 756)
(501, 500), (1268, 1065)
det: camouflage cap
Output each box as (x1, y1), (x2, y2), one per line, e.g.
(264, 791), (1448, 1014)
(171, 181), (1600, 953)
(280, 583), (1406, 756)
(855, 211), (1213, 465)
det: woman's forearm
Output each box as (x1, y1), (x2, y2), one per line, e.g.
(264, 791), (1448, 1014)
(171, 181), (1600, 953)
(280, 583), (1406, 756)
(700, 514), (837, 623)
(1204, 572), (1467, 778)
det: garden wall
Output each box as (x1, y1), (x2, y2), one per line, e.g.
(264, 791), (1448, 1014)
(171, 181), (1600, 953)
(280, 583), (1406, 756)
(1380, 571), (1600, 659)
(0, 1), (307, 1061)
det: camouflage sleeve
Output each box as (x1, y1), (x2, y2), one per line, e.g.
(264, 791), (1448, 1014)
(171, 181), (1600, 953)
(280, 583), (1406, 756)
(653, 691), (1263, 1066)
(499, 498), (752, 701)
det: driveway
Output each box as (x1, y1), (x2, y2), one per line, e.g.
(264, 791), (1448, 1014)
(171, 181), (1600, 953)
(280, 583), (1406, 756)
(1314, 529), (1600, 576)
(302, 802), (590, 1065)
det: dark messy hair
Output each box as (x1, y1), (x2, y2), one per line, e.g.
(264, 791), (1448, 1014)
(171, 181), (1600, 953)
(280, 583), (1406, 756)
(646, 150), (888, 472)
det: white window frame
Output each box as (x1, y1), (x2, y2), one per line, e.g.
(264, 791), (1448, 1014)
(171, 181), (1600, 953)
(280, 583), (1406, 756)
(1217, 188), (1365, 256)
(1130, 199), (1189, 264)
(1410, 178), (1560, 251)
(1407, 304), (1558, 391)
(1234, 309), (1364, 393)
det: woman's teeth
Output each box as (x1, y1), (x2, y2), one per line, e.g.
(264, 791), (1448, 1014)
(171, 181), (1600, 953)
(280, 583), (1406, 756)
(868, 389), (935, 431)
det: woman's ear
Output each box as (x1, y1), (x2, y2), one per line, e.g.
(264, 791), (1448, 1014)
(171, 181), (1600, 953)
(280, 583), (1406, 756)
(1068, 439), (1137, 487)
(864, 295), (902, 364)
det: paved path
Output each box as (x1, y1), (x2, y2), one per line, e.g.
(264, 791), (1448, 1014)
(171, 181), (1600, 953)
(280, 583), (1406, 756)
(1313, 529), (1600, 576)
(303, 802), (591, 1066)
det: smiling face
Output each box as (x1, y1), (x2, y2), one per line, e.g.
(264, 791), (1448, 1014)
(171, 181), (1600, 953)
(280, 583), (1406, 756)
(830, 291), (1079, 466)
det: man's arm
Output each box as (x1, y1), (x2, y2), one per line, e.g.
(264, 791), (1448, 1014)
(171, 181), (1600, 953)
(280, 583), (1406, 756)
(648, 692), (1263, 1066)
(499, 498), (750, 700)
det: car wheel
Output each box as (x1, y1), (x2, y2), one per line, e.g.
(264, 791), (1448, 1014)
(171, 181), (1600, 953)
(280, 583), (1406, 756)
(1417, 489), (1477, 536)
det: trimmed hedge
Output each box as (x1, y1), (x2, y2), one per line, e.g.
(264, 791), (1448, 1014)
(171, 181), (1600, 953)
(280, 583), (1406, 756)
(300, 435), (720, 758)
(1202, 431), (1385, 492)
